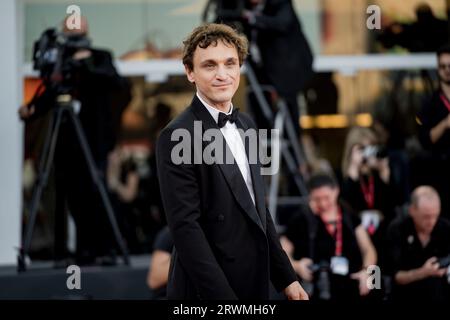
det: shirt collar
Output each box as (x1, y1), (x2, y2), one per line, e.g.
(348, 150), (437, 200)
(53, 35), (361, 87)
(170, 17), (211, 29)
(196, 92), (233, 125)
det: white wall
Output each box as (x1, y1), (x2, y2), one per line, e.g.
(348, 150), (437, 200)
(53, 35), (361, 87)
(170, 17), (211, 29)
(0, 0), (24, 265)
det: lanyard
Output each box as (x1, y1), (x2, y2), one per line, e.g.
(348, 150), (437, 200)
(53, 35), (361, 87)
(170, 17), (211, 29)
(440, 93), (450, 112)
(360, 175), (375, 209)
(321, 207), (343, 256)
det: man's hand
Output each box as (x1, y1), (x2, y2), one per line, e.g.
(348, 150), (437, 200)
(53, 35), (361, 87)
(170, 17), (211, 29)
(421, 257), (447, 278)
(395, 256), (447, 285)
(350, 269), (371, 296)
(283, 281), (309, 300)
(73, 49), (92, 60)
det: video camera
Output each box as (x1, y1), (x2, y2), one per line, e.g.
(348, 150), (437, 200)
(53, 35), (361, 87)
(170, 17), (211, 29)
(32, 28), (91, 93)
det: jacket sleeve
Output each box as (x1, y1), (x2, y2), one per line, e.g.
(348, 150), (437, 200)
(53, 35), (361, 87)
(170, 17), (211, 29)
(266, 207), (298, 292)
(156, 127), (238, 300)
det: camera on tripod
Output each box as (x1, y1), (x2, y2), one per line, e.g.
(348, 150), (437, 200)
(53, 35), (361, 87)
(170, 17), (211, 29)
(19, 26), (130, 271)
(32, 27), (91, 93)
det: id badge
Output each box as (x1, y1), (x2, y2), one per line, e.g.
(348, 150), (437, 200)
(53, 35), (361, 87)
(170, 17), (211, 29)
(330, 256), (349, 276)
(360, 210), (382, 233)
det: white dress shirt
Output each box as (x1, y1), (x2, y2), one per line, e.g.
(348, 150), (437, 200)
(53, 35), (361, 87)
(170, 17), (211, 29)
(196, 92), (256, 205)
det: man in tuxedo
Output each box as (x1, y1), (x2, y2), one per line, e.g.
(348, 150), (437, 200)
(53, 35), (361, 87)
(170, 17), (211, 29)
(156, 23), (308, 300)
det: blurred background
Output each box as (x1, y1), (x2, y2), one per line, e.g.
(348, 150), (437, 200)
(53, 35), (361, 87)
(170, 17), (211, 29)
(1, 0), (449, 300)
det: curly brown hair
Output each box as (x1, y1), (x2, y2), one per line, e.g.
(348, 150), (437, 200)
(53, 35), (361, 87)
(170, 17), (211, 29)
(182, 23), (249, 71)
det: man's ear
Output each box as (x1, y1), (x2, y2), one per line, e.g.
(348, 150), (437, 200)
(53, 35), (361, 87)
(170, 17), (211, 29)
(184, 65), (195, 83)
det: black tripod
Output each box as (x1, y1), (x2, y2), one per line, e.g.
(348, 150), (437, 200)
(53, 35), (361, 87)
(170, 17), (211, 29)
(18, 94), (129, 271)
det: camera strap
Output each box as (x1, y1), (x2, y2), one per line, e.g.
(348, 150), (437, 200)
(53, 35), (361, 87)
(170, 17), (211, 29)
(334, 207), (343, 257)
(359, 175), (375, 209)
(440, 93), (450, 113)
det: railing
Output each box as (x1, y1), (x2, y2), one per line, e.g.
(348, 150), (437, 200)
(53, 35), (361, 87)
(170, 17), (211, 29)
(23, 53), (438, 81)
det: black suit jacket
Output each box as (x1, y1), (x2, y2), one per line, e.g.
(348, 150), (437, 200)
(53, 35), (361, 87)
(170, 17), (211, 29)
(156, 96), (297, 300)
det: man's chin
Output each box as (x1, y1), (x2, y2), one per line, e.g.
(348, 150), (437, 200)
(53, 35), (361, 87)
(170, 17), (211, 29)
(212, 93), (234, 103)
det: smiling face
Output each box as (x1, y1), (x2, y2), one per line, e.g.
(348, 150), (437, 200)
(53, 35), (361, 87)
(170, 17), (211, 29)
(309, 185), (339, 216)
(185, 40), (240, 112)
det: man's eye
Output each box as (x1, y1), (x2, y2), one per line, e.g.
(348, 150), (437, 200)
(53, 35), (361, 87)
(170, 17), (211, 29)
(205, 64), (214, 68)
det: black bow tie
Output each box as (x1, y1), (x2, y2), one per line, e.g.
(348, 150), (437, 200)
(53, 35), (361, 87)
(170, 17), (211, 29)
(217, 108), (239, 128)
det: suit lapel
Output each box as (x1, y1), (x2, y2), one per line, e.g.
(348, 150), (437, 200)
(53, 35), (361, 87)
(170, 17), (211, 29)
(190, 96), (265, 234)
(235, 117), (267, 231)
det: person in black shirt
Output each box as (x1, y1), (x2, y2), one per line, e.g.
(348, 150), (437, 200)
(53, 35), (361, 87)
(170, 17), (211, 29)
(417, 45), (450, 220)
(284, 174), (377, 301)
(386, 186), (450, 302)
(341, 127), (400, 270)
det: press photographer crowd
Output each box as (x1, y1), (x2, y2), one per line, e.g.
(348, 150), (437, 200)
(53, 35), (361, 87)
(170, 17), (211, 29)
(3, 0), (450, 303)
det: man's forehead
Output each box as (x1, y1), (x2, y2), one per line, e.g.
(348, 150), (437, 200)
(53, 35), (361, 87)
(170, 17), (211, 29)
(416, 199), (440, 213)
(194, 41), (238, 61)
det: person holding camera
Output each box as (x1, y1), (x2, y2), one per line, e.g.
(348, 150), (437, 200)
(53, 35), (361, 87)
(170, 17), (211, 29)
(340, 127), (401, 270)
(283, 174), (377, 301)
(385, 186), (450, 302)
(19, 16), (131, 265)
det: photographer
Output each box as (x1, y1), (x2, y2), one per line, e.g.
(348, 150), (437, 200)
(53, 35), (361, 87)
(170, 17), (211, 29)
(341, 127), (401, 268)
(386, 186), (450, 302)
(19, 16), (131, 265)
(377, 3), (448, 53)
(284, 174), (377, 301)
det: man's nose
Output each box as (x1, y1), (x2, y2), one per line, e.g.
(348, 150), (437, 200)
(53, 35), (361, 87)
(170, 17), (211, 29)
(215, 65), (227, 79)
